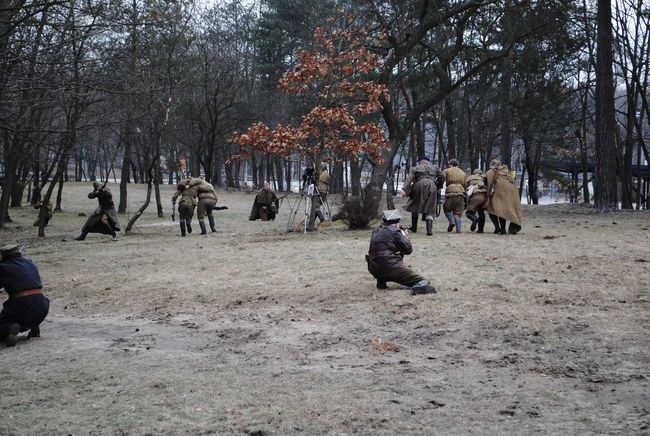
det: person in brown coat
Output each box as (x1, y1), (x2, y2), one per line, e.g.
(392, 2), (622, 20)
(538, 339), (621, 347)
(400, 156), (445, 235)
(172, 179), (197, 237)
(249, 182), (279, 221)
(465, 169), (488, 232)
(366, 210), (436, 295)
(75, 181), (121, 241)
(443, 158), (467, 233)
(484, 159), (523, 234)
(188, 177), (220, 234)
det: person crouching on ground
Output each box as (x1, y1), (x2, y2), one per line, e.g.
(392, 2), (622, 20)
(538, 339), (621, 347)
(365, 210), (436, 295)
(0, 244), (50, 347)
(249, 181), (279, 221)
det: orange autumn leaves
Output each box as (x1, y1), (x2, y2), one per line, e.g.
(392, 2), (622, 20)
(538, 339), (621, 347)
(231, 23), (389, 164)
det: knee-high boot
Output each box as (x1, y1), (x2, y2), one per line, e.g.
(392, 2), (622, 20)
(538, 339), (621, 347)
(499, 217), (507, 234)
(477, 211), (485, 233)
(426, 218), (433, 235)
(180, 221), (186, 236)
(199, 220), (207, 235)
(454, 217), (462, 233)
(410, 214), (418, 233)
(186, 219), (192, 234)
(208, 215), (216, 232)
(445, 212), (455, 232)
(489, 213), (500, 233)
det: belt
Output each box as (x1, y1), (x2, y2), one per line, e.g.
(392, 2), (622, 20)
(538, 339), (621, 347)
(9, 288), (43, 298)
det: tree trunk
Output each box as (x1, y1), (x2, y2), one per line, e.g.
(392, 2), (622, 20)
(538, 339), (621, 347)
(594, 0), (619, 211)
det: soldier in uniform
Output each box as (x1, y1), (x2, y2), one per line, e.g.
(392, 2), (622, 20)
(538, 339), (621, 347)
(484, 159), (523, 234)
(443, 158), (468, 233)
(400, 156), (445, 235)
(172, 179), (197, 237)
(465, 169), (488, 232)
(0, 244), (50, 347)
(75, 181), (121, 241)
(188, 177), (218, 234)
(366, 210), (436, 295)
(249, 181), (279, 221)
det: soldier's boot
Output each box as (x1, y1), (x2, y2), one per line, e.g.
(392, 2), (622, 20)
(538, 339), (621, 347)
(410, 214), (418, 233)
(489, 214), (501, 233)
(426, 218), (433, 236)
(208, 215), (216, 232)
(445, 212), (455, 232)
(74, 231), (88, 241)
(315, 210), (325, 224)
(199, 220), (207, 235)
(27, 325), (40, 339)
(411, 280), (436, 295)
(477, 214), (485, 233)
(180, 221), (187, 237)
(467, 212), (478, 232)
(455, 218), (462, 233)
(376, 280), (387, 289)
(499, 217), (507, 234)
(186, 220), (192, 234)
(4, 323), (20, 347)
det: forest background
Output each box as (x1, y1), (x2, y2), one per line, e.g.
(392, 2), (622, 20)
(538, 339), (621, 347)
(1, 0), (649, 233)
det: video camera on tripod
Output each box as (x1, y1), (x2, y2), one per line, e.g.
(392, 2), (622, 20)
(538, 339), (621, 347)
(301, 165), (316, 196)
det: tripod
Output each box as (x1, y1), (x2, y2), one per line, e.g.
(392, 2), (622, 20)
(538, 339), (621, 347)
(286, 182), (333, 233)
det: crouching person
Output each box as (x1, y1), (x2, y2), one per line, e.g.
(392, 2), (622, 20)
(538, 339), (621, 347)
(0, 244), (50, 347)
(365, 210), (436, 295)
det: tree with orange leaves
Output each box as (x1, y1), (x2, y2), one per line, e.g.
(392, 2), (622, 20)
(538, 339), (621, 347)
(231, 17), (390, 229)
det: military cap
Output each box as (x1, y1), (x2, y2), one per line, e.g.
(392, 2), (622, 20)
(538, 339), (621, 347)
(473, 169), (484, 175)
(418, 156), (430, 162)
(449, 158), (459, 166)
(92, 181), (101, 189)
(382, 209), (402, 222)
(0, 244), (24, 260)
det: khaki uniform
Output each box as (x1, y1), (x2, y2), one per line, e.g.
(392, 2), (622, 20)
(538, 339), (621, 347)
(443, 165), (467, 232)
(466, 171), (488, 232)
(172, 180), (197, 236)
(485, 162), (523, 234)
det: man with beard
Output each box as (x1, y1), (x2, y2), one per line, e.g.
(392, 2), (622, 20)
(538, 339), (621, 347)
(75, 181), (121, 241)
(400, 156), (445, 235)
(0, 244), (50, 347)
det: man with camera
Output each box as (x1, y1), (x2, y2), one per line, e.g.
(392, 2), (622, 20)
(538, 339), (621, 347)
(365, 210), (437, 295)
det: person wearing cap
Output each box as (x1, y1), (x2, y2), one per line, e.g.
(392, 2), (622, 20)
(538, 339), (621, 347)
(484, 159), (523, 234)
(249, 181), (279, 221)
(443, 158), (468, 233)
(74, 181), (121, 241)
(0, 244), (50, 347)
(400, 156), (445, 235)
(465, 168), (488, 232)
(365, 210), (436, 295)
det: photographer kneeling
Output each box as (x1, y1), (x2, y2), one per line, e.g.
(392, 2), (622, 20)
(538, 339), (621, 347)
(365, 210), (436, 295)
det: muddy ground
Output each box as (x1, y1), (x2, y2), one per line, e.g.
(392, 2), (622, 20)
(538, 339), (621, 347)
(1, 182), (649, 435)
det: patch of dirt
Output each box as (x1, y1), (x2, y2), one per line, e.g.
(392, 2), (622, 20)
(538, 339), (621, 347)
(1, 183), (649, 434)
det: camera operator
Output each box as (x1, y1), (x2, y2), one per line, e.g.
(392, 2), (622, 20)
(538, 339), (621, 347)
(365, 209), (436, 295)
